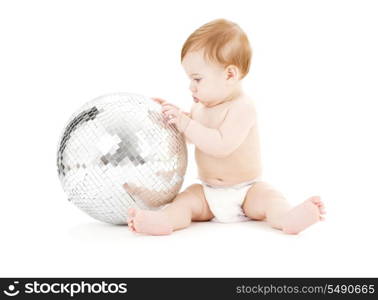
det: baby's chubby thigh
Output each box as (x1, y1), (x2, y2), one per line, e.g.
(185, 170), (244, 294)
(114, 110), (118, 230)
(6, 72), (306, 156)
(243, 181), (289, 220)
(242, 181), (281, 220)
(182, 184), (214, 221)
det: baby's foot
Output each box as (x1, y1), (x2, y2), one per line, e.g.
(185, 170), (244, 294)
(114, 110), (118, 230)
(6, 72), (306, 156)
(127, 207), (173, 235)
(281, 196), (326, 234)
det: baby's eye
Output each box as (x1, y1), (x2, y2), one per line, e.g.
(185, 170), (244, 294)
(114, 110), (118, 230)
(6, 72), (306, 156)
(194, 78), (201, 83)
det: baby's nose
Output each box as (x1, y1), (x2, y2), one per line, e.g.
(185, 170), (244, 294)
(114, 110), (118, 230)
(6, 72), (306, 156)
(189, 83), (197, 93)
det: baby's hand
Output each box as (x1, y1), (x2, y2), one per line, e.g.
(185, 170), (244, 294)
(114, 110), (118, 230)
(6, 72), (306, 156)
(151, 97), (191, 132)
(152, 97), (170, 106)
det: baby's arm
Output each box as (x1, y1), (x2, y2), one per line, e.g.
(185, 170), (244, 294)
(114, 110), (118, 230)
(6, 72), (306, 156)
(183, 103), (198, 145)
(184, 101), (255, 157)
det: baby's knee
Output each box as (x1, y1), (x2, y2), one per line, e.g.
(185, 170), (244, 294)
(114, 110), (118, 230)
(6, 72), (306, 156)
(182, 184), (210, 220)
(184, 183), (203, 196)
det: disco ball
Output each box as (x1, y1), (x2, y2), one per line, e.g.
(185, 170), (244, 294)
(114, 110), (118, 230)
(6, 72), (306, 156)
(57, 93), (187, 224)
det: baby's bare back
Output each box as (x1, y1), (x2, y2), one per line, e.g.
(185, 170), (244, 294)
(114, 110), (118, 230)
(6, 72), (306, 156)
(191, 97), (262, 187)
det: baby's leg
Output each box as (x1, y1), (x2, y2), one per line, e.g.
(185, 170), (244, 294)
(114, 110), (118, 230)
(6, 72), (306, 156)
(127, 184), (213, 235)
(242, 182), (326, 234)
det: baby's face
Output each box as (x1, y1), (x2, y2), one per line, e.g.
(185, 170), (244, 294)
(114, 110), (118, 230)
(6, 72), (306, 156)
(182, 50), (232, 107)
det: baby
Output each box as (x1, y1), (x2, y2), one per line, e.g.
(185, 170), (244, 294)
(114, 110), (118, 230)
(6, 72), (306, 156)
(127, 19), (326, 235)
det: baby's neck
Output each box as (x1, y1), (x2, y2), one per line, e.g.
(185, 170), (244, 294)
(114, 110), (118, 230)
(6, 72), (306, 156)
(206, 85), (244, 108)
(224, 84), (244, 102)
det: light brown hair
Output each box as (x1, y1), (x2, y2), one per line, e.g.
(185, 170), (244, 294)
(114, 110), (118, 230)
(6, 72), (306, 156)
(181, 19), (252, 79)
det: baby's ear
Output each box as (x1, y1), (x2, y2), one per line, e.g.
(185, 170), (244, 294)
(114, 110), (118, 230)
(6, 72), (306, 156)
(225, 65), (240, 81)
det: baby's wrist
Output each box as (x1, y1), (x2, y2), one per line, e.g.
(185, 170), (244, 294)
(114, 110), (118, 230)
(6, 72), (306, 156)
(178, 113), (191, 133)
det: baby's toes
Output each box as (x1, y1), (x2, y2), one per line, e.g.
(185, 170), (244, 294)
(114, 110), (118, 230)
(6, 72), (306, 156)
(310, 196), (321, 204)
(128, 220), (136, 232)
(127, 210), (137, 231)
(319, 206), (326, 214)
(310, 197), (325, 209)
(317, 201), (326, 213)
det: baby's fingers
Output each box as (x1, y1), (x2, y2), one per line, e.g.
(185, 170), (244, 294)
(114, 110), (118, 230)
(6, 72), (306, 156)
(151, 97), (167, 105)
(163, 108), (178, 118)
(162, 104), (174, 112)
(162, 105), (180, 115)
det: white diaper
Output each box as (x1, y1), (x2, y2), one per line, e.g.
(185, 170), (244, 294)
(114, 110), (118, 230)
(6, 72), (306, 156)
(202, 178), (260, 223)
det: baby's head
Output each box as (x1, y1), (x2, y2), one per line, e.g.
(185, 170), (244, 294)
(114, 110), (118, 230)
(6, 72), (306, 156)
(181, 19), (252, 107)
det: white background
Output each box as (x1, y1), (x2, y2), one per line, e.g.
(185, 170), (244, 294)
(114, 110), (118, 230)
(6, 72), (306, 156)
(1, 0), (377, 277)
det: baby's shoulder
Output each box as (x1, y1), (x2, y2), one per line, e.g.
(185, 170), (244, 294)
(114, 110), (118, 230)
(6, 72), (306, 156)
(230, 96), (256, 114)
